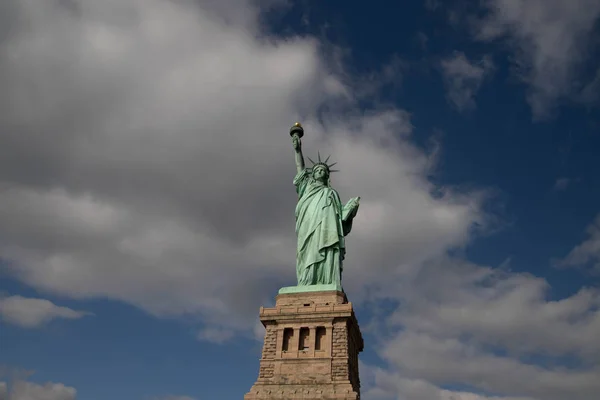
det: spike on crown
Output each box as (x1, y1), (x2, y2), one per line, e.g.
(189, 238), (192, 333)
(308, 152), (339, 174)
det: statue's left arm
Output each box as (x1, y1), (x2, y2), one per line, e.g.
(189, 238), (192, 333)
(341, 197), (360, 236)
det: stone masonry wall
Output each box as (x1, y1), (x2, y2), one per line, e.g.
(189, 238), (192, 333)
(332, 321), (348, 358)
(261, 324), (277, 359)
(332, 320), (349, 381)
(246, 292), (363, 399)
(258, 323), (277, 380)
(258, 363), (275, 380)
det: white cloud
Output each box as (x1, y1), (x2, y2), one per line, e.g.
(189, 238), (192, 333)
(0, 0), (484, 337)
(361, 365), (537, 400)
(441, 52), (494, 111)
(0, 296), (91, 328)
(197, 326), (235, 344)
(6, 1), (599, 399)
(0, 376), (196, 400)
(0, 381), (76, 400)
(475, 0), (600, 118)
(364, 256), (600, 400)
(557, 214), (600, 273)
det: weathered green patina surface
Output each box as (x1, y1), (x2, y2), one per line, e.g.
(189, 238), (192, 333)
(279, 123), (360, 294)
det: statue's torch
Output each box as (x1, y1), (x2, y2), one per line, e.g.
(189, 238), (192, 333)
(290, 122), (304, 139)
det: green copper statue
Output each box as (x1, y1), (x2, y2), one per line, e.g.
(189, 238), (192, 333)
(288, 122), (360, 291)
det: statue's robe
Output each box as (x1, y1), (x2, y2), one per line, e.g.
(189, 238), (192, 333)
(294, 168), (354, 286)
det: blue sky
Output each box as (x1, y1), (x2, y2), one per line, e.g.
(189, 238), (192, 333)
(1, 0), (599, 399)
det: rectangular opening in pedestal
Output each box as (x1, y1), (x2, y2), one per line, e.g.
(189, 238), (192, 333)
(282, 327), (293, 352)
(298, 327), (309, 351)
(315, 326), (326, 351)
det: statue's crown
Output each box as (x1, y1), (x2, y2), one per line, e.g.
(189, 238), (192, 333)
(308, 152), (338, 174)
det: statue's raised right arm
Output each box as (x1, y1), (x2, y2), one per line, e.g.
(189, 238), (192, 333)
(292, 134), (305, 174)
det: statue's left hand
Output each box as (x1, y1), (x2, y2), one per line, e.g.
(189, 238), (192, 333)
(342, 197), (360, 223)
(348, 197), (360, 211)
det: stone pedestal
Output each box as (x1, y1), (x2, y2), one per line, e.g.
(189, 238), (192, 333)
(244, 291), (363, 400)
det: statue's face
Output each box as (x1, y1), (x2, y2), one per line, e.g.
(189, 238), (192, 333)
(313, 166), (328, 182)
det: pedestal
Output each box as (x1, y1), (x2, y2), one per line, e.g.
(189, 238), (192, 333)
(244, 290), (363, 399)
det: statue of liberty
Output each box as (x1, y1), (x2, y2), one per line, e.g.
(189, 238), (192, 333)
(287, 123), (360, 292)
